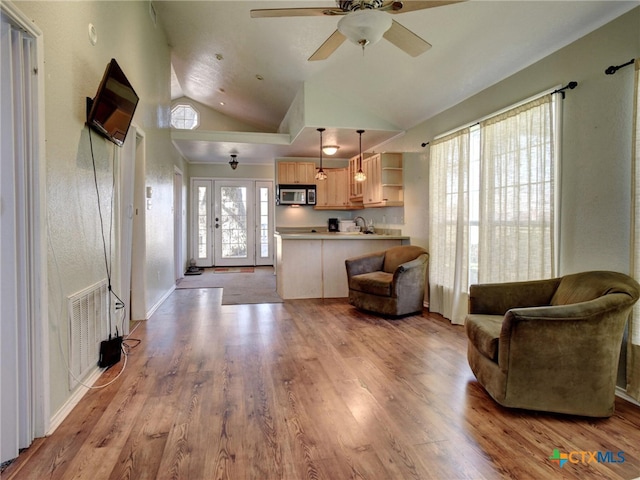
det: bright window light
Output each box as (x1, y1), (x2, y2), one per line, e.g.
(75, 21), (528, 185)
(171, 104), (199, 130)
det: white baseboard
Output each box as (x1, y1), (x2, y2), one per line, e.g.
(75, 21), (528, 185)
(145, 285), (175, 320)
(615, 386), (640, 407)
(46, 366), (104, 435)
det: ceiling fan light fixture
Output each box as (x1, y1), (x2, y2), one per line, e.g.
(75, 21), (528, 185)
(229, 154), (239, 170)
(322, 145), (339, 156)
(337, 9), (392, 51)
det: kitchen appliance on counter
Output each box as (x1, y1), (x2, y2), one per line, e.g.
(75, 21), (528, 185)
(328, 218), (339, 232)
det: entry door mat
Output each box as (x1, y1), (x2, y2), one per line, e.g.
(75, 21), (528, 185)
(213, 267), (254, 273)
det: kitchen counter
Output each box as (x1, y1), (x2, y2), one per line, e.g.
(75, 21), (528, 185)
(275, 232), (410, 299)
(276, 232), (409, 241)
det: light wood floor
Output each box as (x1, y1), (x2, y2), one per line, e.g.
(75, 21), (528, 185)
(5, 288), (640, 479)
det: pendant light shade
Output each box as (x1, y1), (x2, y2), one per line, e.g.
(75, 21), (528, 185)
(315, 128), (327, 180)
(229, 154), (239, 170)
(354, 129), (366, 182)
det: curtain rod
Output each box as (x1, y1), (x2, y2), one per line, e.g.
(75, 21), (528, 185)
(551, 81), (578, 99)
(421, 83), (569, 147)
(605, 59), (635, 75)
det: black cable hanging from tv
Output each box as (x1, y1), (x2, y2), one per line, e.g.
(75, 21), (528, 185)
(605, 59), (635, 75)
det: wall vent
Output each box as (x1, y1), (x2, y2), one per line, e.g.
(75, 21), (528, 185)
(68, 279), (109, 389)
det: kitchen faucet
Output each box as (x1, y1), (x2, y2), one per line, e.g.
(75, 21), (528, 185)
(353, 216), (366, 230)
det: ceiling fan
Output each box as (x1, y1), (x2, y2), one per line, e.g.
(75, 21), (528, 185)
(250, 0), (465, 61)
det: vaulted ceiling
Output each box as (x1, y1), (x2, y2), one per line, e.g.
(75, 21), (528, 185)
(154, 1), (638, 164)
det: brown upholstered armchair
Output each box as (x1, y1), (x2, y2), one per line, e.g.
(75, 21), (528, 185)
(345, 245), (428, 317)
(465, 271), (640, 417)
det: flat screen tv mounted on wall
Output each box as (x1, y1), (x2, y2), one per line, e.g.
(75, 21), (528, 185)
(86, 58), (139, 147)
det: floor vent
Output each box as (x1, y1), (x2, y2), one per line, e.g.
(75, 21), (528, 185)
(68, 279), (109, 389)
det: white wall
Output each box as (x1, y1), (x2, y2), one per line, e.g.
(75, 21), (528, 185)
(384, 6), (640, 275)
(15, 1), (183, 417)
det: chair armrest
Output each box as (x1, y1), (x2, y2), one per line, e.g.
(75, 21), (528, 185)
(498, 294), (634, 370)
(391, 254), (428, 295)
(469, 277), (561, 315)
(345, 251), (385, 278)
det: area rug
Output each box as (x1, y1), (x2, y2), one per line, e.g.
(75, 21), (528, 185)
(176, 266), (282, 305)
(213, 267), (254, 273)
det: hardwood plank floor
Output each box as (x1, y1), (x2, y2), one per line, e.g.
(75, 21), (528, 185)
(4, 289), (640, 479)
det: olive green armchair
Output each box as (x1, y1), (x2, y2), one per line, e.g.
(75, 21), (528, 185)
(345, 245), (428, 317)
(465, 271), (640, 417)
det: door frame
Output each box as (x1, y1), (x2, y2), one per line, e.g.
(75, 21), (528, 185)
(174, 166), (184, 281)
(130, 127), (147, 320)
(190, 177), (274, 267)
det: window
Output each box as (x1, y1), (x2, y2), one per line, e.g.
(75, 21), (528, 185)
(429, 93), (558, 324)
(170, 104), (199, 130)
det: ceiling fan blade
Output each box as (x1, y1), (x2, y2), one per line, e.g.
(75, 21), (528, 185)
(251, 7), (344, 18)
(387, 1), (466, 14)
(308, 30), (347, 61)
(383, 20), (431, 57)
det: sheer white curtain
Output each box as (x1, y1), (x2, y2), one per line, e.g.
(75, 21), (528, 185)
(630, 59), (640, 402)
(428, 128), (470, 325)
(478, 95), (555, 283)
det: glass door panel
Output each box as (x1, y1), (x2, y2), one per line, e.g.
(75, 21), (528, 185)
(256, 181), (274, 265)
(214, 180), (255, 266)
(192, 179), (212, 266)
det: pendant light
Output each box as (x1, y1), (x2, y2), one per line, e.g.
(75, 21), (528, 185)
(229, 154), (238, 170)
(315, 128), (327, 181)
(354, 129), (366, 182)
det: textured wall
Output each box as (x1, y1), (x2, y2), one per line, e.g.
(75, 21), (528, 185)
(15, 1), (183, 417)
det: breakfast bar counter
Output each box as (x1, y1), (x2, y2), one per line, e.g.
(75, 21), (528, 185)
(275, 232), (410, 299)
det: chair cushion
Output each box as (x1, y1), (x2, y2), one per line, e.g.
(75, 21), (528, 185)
(350, 271), (394, 297)
(382, 245), (428, 273)
(465, 314), (503, 362)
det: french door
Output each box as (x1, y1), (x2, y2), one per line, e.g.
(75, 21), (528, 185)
(192, 179), (273, 267)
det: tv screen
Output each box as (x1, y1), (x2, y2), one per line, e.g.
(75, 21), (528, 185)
(87, 58), (139, 147)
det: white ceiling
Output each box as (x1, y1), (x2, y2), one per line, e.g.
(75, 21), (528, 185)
(155, 0), (638, 165)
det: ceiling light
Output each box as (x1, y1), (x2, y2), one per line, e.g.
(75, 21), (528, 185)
(337, 9), (392, 54)
(315, 128), (328, 181)
(354, 129), (366, 182)
(229, 154), (238, 170)
(322, 145), (339, 156)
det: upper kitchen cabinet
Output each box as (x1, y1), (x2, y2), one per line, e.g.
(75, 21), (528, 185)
(315, 168), (362, 210)
(277, 161), (316, 184)
(349, 154), (365, 201)
(362, 153), (404, 207)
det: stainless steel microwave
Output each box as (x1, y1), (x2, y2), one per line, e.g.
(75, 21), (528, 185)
(278, 185), (316, 205)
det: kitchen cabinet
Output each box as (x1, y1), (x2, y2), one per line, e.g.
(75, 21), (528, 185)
(277, 161), (316, 184)
(315, 167), (361, 210)
(349, 155), (364, 201)
(362, 153), (404, 207)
